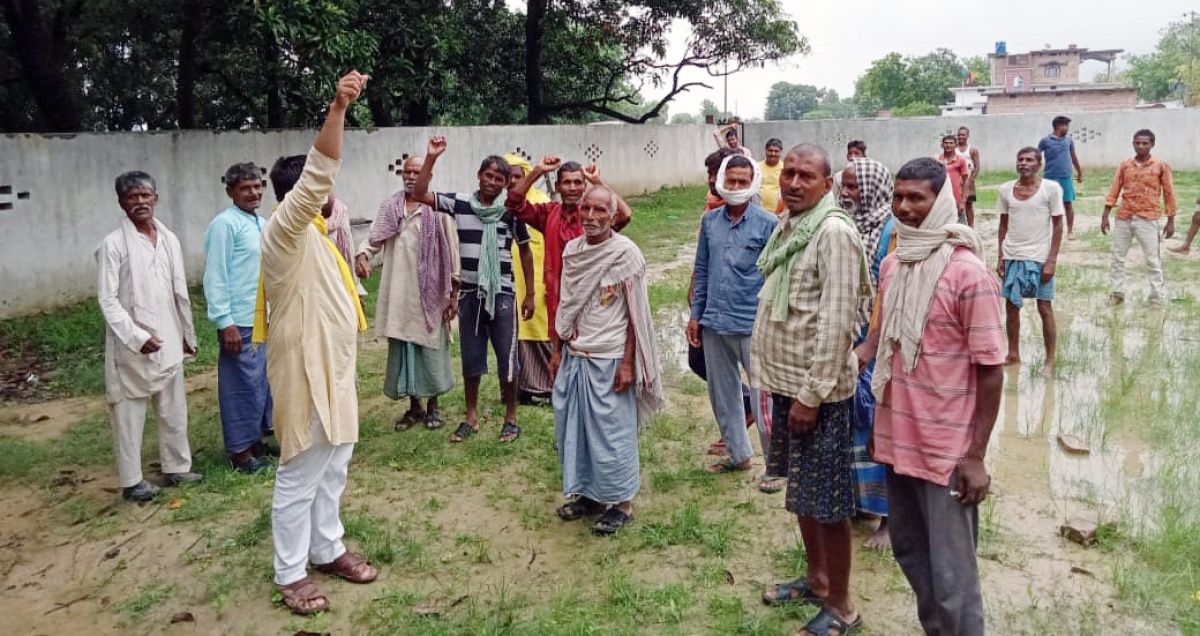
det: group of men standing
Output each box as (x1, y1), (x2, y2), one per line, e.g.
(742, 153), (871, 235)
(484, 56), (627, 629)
(94, 77), (1182, 630)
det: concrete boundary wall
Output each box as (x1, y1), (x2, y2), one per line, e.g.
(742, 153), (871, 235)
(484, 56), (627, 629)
(0, 124), (712, 317)
(744, 109), (1200, 175)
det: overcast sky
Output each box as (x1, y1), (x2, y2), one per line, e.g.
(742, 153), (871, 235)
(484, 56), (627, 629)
(650, 0), (1197, 120)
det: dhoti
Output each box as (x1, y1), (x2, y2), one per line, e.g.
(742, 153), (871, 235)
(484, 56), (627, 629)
(553, 351), (639, 504)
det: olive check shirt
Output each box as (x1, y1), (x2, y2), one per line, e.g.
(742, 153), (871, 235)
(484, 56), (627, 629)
(750, 210), (865, 407)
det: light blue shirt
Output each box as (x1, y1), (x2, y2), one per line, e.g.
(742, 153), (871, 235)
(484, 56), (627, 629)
(203, 205), (265, 329)
(690, 203), (778, 335)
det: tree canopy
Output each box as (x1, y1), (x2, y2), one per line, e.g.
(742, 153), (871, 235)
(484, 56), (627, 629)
(1119, 16), (1199, 103)
(853, 48), (964, 116)
(763, 82), (841, 120)
(0, 0), (806, 132)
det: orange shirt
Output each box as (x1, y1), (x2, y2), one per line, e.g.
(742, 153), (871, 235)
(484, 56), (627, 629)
(1105, 156), (1176, 221)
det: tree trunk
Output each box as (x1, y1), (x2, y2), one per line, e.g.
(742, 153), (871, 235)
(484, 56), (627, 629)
(367, 89), (394, 127)
(2, 0), (82, 132)
(258, 30), (284, 128)
(175, 0), (202, 128)
(400, 96), (431, 126)
(524, 0), (548, 124)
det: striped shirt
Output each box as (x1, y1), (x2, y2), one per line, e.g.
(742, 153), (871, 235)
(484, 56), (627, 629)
(872, 247), (1006, 486)
(749, 212), (864, 407)
(435, 192), (530, 293)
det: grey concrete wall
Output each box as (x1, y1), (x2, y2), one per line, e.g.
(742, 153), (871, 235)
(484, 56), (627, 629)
(744, 109), (1200, 174)
(0, 124), (712, 318)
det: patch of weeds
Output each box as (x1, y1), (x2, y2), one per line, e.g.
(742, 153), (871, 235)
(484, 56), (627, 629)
(706, 592), (797, 636)
(425, 496), (446, 512)
(770, 541), (807, 575)
(0, 434), (53, 479)
(221, 507), (271, 552)
(605, 571), (691, 625)
(637, 501), (743, 557)
(454, 533), (492, 564)
(117, 582), (175, 622)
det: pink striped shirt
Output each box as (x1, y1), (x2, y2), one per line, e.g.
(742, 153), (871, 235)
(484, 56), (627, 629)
(872, 246), (1005, 486)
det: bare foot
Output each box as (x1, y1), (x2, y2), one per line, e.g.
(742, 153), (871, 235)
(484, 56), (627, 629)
(1004, 354), (1021, 366)
(1168, 245), (1190, 255)
(1068, 230), (1077, 241)
(1041, 361), (1055, 378)
(863, 524), (891, 551)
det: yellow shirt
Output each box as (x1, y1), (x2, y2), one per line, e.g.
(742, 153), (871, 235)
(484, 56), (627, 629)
(512, 187), (551, 341)
(759, 160), (783, 212)
(260, 148), (358, 462)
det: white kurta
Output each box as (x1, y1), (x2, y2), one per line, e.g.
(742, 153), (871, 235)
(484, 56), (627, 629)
(97, 218), (197, 486)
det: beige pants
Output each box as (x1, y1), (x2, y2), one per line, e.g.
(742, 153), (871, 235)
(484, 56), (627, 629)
(1110, 217), (1166, 302)
(108, 370), (192, 488)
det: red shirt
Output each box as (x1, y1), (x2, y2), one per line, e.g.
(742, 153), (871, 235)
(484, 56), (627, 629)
(936, 154), (969, 207)
(505, 192), (583, 338)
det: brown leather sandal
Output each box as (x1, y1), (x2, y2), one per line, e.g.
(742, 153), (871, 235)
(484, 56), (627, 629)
(278, 576), (330, 615)
(313, 551), (378, 584)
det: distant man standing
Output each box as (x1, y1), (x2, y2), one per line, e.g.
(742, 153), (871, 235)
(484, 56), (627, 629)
(997, 148), (1064, 373)
(756, 144), (868, 636)
(259, 72), (378, 615)
(553, 186), (664, 535)
(759, 138), (784, 211)
(1101, 129), (1176, 306)
(830, 140), (867, 204)
(504, 153), (554, 403)
(1038, 116), (1083, 240)
(713, 122), (752, 158)
(204, 162), (275, 473)
(860, 158), (1005, 636)
(956, 126), (981, 227)
(355, 155), (460, 431)
(687, 155), (777, 476)
(935, 135), (969, 222)
(99, 172), (202, 502)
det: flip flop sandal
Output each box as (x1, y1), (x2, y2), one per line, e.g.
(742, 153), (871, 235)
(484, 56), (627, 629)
(394, 409), (424, 431)
(591, 507), (633, 535)
(277, 576), (330, 615)
(758, 476), (786, 494)
(762, 576), (825, 606)
(314, 551), (378, 584)
(556, 497), (604, 521)
(799, 607), (863, 635)
(424, 409), (445, 430)
(450, 422), (477, 443)
(499, 421), (521, 443)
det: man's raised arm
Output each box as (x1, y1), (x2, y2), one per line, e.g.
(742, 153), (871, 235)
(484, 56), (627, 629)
(411, 136), (446, 207)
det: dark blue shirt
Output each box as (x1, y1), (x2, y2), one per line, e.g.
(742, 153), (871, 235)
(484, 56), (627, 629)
(1038, 134), (1075, 180)
(690, 203), (778, 335)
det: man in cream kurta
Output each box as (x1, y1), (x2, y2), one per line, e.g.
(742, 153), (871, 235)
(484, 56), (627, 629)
(355, 155), (461, 430)
(98, 171), (201, 502)
(258, 72), (377, 615)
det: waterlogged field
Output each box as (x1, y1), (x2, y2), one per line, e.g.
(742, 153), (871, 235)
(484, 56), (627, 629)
(1, 179), (1198, 635)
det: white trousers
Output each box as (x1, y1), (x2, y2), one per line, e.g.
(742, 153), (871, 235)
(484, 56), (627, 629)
(1111, 217), (1166, 301)
(108, 370), (191, 488)
(271, 413), (354, 585)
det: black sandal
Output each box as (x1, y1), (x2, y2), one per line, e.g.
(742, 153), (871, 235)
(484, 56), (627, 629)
(591, 507), (632, 535)
(499, 421), (521, 443)
(556, 497), (604, 521)
(799, 607), (862, 635)
(395, 408), (424, 431)
(424, 409), (445, 430)
(449, 422), (477, 443)
(762, 576), (825, 606)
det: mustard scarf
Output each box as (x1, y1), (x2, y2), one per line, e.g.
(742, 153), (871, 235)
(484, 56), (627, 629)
(252, 214), (368, 343)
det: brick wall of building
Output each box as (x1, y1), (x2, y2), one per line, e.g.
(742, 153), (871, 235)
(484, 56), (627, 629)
(986, 89), (1137, 115)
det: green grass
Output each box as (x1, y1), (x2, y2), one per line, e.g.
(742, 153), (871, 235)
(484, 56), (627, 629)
(5, 177), (1200, 634)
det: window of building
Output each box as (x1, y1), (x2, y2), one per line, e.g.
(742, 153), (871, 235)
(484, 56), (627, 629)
(1045, 63), (1061, 77)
